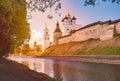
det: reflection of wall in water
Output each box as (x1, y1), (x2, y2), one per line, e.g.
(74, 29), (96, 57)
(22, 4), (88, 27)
(53, 63), (63, 81)
(28, 59), (45, 73)
(28, 59), (54, 77)
(28, 60), (35, 70)
(44, 60), (54, 77)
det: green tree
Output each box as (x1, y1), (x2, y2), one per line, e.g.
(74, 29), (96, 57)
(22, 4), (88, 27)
(0, 0), (30, 57)
(84, 0), (120, 6)
(21, 44), (30, 54)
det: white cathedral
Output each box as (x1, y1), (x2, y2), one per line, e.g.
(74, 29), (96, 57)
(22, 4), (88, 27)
(61, 13), (82, 36)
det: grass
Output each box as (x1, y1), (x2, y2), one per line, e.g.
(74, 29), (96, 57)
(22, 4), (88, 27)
(74, 46), (120, 55)
(114, 34), (120, 38)
(43, 37), (120, 56)
(51, 78), (57, 81)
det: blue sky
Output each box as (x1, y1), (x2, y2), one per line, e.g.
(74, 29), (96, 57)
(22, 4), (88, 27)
(63, 0), (120, 25)
(29, 0), (120, 45)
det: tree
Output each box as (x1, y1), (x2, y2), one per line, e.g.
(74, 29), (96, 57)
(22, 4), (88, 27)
(26, 0), (61, 12)
(21, 44), (31, 54)
(84, 0), (120, 6)
(26, 0), (61, 19)
(0, 0), (60, 57)
(0, 0), (30, 57)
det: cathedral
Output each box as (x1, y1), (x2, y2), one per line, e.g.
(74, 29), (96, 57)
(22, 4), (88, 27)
(61, 13), (82, 36)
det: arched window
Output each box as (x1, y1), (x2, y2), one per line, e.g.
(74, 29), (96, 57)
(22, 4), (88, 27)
(67, 29), (69, 30)
(46, 32), (48, 35)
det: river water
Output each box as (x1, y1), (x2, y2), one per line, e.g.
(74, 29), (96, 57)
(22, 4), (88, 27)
(8, 57), (120, 81)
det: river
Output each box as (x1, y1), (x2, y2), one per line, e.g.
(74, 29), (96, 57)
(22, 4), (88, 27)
(8, 57), (120, 81)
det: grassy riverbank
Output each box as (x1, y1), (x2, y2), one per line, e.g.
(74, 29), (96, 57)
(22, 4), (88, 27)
(0, 58), (55, 81)
(43, 38), (120, 56)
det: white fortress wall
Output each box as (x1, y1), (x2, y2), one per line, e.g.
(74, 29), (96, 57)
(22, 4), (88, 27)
(82, 24), (102, 40)
(71, 23), (102, 42)
(57, 19), (120, 45)
(76, 30), (86, 41)
(71, 29), (86, 42)
(115, 21), (120, 34)
(58, 35), (72, 44)
(100, 23), (114, 40)
(58, 23), (102, 44)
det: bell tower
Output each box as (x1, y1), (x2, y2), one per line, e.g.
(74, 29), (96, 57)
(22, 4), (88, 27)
(43, 25), (50, 51)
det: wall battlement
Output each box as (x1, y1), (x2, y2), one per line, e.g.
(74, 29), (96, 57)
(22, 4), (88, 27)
(58, 19), (120, 44)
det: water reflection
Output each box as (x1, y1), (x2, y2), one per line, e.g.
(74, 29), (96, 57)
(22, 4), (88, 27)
(8, 57), (120, 81)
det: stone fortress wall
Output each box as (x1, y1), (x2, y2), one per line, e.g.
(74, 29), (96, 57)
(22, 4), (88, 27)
(58, 19), (120, 44)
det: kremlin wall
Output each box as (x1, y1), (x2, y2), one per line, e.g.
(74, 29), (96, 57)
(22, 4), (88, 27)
(53, 13), (120, 45)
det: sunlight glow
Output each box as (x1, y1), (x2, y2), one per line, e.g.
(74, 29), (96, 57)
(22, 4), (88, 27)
(29, 29), (43, 48)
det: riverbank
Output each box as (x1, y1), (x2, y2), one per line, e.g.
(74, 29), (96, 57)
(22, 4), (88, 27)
(43, 38), (120, 56)
(0, 58), (55, 81)
(40, 38), (120, 65)
(37, 55), (120, 65)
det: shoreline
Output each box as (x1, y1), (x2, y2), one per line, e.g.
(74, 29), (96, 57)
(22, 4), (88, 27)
(9, 55), (120, 65)
(38, 55), (120, 65)
(0, 58), (54, 81)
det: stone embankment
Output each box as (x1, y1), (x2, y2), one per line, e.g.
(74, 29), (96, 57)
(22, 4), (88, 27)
(39, 55), (120, 65)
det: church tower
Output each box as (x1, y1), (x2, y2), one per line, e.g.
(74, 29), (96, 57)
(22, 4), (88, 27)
(53, 22), (62, 45)
(43, 25), (50, 51)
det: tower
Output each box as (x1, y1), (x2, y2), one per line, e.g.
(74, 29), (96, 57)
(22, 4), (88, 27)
(33, 41), (37, 54)
(43, 26), (50, 50)
(53, 22), (62, 45)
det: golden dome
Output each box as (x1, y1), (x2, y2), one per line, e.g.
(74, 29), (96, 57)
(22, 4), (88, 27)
(66, 13), (71, 19)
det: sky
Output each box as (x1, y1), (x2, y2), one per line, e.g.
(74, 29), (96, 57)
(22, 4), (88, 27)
(29, 0), (120, 46)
